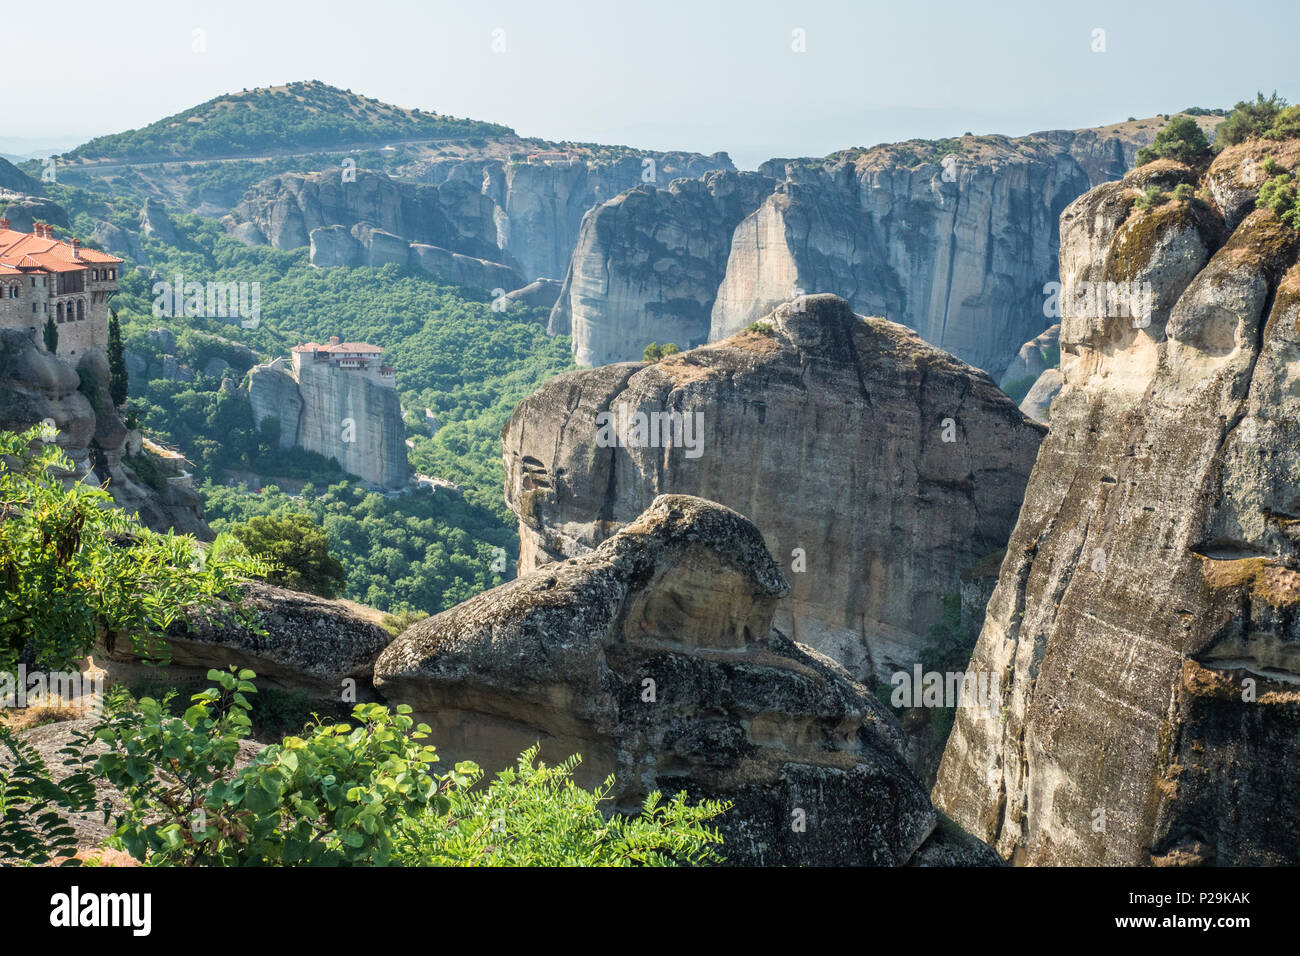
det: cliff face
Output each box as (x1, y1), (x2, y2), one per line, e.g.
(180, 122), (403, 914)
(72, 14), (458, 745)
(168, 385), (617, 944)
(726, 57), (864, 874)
(374, 494), (942, 865)
(547, 171), (774, 366)
(503, 295), (1043, 683)
(248, 358), (408, 488)
(229, 151), (733, 284)
(933, 145), (1300, 865)
(0, 330), (209, 536)
(552, 124), (1174, 378)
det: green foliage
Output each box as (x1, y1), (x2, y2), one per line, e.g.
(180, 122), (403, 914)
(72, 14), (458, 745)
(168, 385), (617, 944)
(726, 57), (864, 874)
(61, 80), (512, 164)
(204, 480), (511, 616)
(107, 309), (128, 407)
(745, 321), (776, 337)
(42, 316), (57, 353)
(642, 342), (680, 362)
(1217, 92), (1289, 148)
(1135, 115), (1210, 166)
(392, 748), (729, 866)
(1172, 183), (1196, 202)
(380, 609), (430, 636)
(1001, 374), (1039, 405)
(1133, 185), (1169, 210)
(0, 426), (268, 671)
(91, 670), (726, 866)
(0, 723), (97, 865)
(1258, 172), (1300, 230)
(225, 512), (347, 599)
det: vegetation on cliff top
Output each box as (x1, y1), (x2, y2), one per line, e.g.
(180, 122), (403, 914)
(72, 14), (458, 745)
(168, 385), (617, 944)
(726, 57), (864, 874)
(59, 81), (512, 164)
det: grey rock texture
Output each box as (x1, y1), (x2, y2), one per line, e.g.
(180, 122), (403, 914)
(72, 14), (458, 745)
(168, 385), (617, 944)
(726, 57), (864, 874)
(229, 152), (733, 286)
(1017, 367), (1062, 423)
(933, 148), (1300, 865)
(999, 324), (1060, 389)
(502, 277), (563, 311)
(138, 197), (176, 243)
(374, 494), (939, 865)
(248, 356), (408, 488)
(97, 582), (393, 704)
(0, 196), (68, 232)
(0, 156), (39, 194)
(554, 125), (1165, 376)
(548, 171), (774, 366)
(503, 295), (1044, 682)
(0, 330), (208, 537)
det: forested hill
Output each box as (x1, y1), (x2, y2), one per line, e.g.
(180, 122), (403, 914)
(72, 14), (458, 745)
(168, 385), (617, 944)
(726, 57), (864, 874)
(60, 80), (514, 164)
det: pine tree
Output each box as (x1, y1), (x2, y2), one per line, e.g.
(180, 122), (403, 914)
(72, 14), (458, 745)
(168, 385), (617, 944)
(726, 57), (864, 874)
(107, 308), (128, 406)
(42, 315), (58, 353)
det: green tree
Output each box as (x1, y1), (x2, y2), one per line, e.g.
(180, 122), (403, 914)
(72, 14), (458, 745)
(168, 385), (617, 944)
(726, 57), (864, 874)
(42, 316), (57, 354)
(227, 512), (347, 598)
(1135, 115), (1211, 166)
(1217, 92), (1289, 148)
(107, 308), (128, 407)
(0, 425), (266, 670)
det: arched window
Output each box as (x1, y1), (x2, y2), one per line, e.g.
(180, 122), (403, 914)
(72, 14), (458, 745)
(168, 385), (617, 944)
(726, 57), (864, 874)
(56, 302), (64, 322)
(77, 300), (85, 320)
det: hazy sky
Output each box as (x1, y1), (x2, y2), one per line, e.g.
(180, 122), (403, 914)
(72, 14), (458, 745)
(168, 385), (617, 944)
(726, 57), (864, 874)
(6, 0), (1298, 168)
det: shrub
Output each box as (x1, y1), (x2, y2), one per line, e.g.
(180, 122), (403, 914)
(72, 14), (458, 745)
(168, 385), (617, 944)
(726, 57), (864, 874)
(1133, 185), (1169, 210)
(1135, 115), (1210, 166)
(225, 512), (347, 598)
(1217, 92), (1289, 148)
(0, 426), (266, 671)
(745, 321), (776, 337)
(1172, 183), (1196, 201)
(642, 342), (679, 363)
(89, 669), (728, 866)
(393, 749), (729, 866)
(1258, 173), (1300, 230)
(0, 723), (97, 865)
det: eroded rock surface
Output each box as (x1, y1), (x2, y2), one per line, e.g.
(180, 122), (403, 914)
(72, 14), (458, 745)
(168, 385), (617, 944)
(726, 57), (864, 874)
(503, 295), (1043, 682)
(374, 494), (939, 865)
(933, 146), (1300, 865)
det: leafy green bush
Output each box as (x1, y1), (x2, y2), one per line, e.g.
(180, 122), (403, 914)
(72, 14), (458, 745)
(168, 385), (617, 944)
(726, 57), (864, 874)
(89, 669), (727, 866)
(1172, 183), (1196, 201)
(1258, 173), (1300, 230)
(1133, 185), (1169, 210)
(642, 342), (680, 362)
(0, 724), (97, 865)
(0, 426), (266, 670)
(225, 512), (347, 598)
(1135, 116), (1210, 166)
(1217, 92), (1289, 148)
(745, 321), (776, 337)
(393, 749), (729, 866)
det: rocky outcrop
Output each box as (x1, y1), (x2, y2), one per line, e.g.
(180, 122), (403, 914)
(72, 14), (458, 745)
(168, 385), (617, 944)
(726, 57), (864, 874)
(0, 329), (208, 537)
(999, 324), (1060, 390)
(374, 494), (939, 865)
(553, 123), (1178, 376)
(1017, 367), (1062, 423)
(308, 223), (526, 291)
(548, 171), (773, 366)
(0, 157), (39, 194)
(503, 295), (1044, 683)
(231, 152), (733, 285)
(138, 197), (176, 243)
(933, 144), (1300, 865)
(501, 278), (562, 311)
(248, 356), (408, 488)
(0, 196), (68, 233)
(96, 581), (393, 704)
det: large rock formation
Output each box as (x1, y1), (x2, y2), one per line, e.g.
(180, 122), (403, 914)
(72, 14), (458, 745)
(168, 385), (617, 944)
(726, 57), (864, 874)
(96, 581), (393, 705)
(552, 120), (1209, 377)
(249, 356), (408, 488)
(374, 494), (940, 865)
(0, 329), (208, 537)
(547, 171), (773, 366)
(503, 295), (1044, 683)
(933, 141), (1300, 865)
(230, 151), (733, 284)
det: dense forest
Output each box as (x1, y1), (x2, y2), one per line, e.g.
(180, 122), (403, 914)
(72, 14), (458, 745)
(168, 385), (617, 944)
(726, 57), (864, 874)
(32, 181), (573, 617)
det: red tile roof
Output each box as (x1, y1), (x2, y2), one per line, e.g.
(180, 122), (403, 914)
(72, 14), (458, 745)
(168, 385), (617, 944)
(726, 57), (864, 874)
(292, 341), (384, 354)
(0, 225), (123, 274)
